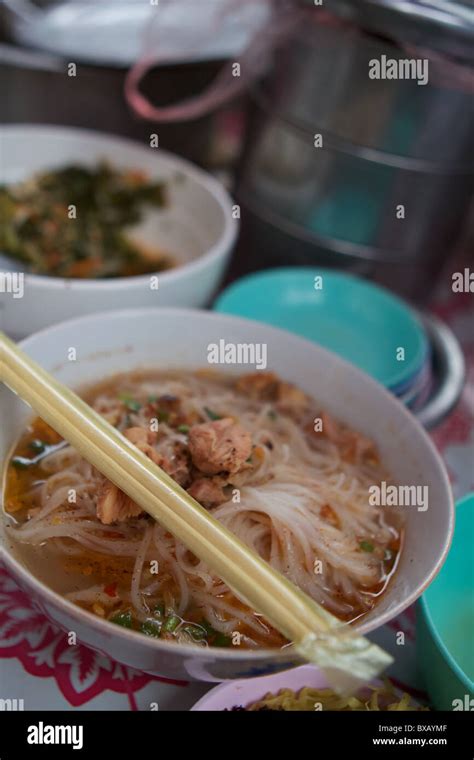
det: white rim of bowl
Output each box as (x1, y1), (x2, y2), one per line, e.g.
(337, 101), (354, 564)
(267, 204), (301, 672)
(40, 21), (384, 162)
(1, 307), (455, 662)
(0, 124), (239, 291)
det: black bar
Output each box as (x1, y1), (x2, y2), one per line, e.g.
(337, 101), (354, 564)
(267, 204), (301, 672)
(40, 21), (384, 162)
(0, 709), (471, 757)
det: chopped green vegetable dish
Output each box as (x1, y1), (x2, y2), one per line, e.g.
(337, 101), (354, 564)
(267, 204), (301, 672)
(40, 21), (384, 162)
(0, 162), (173, 278)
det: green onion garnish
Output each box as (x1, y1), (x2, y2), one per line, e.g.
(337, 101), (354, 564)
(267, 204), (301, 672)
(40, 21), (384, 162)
(182, 624), (207, 641)
(204, 407), (221, 421)
(161, 614), (180, 633)
(359, 541), (374, 553)
(198, 619), (231, 647)
(118, 394), (142, 412)
(213, 631), (232, 647)
(140, 619), (162, 638)
(110, 610), (133, 628)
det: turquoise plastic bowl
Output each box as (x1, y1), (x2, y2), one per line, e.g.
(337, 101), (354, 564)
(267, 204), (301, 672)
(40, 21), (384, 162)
(214, 268), (428, 390)
(417, 493), (474, 711)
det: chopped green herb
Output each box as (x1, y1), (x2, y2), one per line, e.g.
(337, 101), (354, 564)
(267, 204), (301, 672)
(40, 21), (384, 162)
(11, 456), (31, 470)
(177, 424), (190, 434)
(110, 610), (133, 628)
(29, 439), (46, 453)
(162, 614), (180, 633)
(213, 632), (232, 647)
(199, 619), (231, 647)
(118, 394), (142, 412)
(204, 407), (221, 421)
(199, 619), (214, 635)
(153, 602), (165, 617)
(268, 410), (277, 420)
(359, 540), (374, 553)
(140, 619), (162, 638)
(147, 395), (158, 404)
(182, 624), (207, 641)
(0, 162), (170, 279)
(157, 410), (169, 423)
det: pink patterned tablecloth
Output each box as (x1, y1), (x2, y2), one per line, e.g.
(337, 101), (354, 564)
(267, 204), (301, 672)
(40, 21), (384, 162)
(1, 292), (472, 711)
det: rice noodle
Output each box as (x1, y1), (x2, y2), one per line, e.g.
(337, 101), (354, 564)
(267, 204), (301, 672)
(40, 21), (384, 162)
(6, 370), (400, 646)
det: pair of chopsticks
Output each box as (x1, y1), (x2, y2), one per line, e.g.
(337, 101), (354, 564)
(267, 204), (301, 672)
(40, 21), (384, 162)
(0, 331), (392, 689)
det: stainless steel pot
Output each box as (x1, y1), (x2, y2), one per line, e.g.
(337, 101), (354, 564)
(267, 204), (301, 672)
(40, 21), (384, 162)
(324, 0), (474, 62)
(238, 10), (474, 303)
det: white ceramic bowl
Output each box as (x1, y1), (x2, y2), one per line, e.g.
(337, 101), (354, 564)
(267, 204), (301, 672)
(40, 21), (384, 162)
(0, 308), (454, 682)
(0, 126), (238, 338)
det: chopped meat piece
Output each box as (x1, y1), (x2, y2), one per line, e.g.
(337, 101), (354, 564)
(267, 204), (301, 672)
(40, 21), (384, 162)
(125, 428), (190, 485)
(123, 426), (157, 445)
(320, 412), (340, 442)
(276, 382), (309, 411)
(188, 477), (227, 508)
(321, 412), (378, 464)
(160, 443), (190, 487)
(235, 372), (279, 400)
(157, 394), (180, 409)
(147, 394), (182, 425)
(96, 427), (164, 524)
(236, 373), (309, 419)
(320, 503), (341, 529)
(96, 481), (142, 524)
(347, 433), (379, 464)
(123, 426), (162, 465)
(188, 417), (252, 475)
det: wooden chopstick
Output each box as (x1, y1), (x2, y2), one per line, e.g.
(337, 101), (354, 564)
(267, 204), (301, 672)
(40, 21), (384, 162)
(0, 331), (392, 688)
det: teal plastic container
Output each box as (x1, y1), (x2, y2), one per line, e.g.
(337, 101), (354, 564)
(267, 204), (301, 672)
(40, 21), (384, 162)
(417, 493), (474, 710)
(214, 268), (428, 391)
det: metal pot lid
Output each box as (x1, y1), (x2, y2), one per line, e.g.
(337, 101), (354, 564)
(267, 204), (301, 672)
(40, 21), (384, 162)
(323, 0), (474, 61)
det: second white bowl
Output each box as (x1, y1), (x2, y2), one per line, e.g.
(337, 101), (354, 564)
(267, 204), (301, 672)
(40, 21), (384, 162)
(0, 125), (238, 338)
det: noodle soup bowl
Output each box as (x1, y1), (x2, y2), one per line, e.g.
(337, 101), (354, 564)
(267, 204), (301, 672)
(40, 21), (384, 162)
(0, 308), (454, 681)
